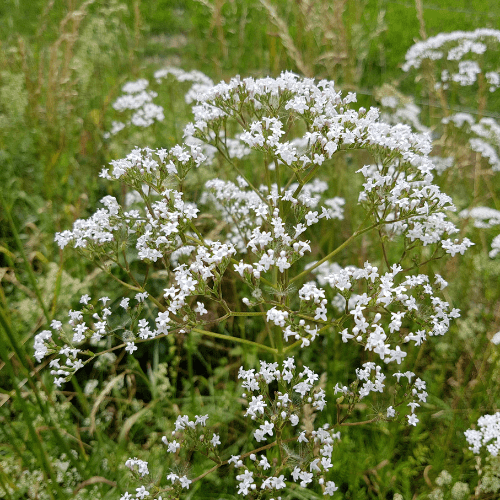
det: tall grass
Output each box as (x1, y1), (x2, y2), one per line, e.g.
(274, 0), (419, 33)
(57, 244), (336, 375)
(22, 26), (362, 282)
(1, 0), (500, 498)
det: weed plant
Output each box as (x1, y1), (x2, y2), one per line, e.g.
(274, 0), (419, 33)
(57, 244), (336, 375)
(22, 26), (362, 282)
(1, 1), (500, 499)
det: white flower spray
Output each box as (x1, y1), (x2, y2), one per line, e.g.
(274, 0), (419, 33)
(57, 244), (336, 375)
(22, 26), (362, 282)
(34, 70), (473, 498)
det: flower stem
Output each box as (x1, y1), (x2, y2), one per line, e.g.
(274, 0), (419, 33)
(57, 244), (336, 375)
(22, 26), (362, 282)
(191, 327), (276, 354)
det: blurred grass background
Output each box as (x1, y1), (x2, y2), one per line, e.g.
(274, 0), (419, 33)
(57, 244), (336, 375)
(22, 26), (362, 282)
(1, 0), (500, 498)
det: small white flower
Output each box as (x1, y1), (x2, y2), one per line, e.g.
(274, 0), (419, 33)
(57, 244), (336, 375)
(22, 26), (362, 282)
(80, 294), (91, 305)
(407, 414), (419, 426)
(135, 486), (149, 499)
(298, 431), (309, 443)
(167, 472), (179, 483)
(211, 433), (221, 447)
(259, 456), (271, 470)
(135, 291), (149, 302)
(229, 455), (243, 467)
(167, 440), (180, 453)
(195, 414), (209, 426)
(179, 476), (192, 489)
(125, 342), (137, 354)
(324, 481), (338, 495)
(194, 301), (208, 316)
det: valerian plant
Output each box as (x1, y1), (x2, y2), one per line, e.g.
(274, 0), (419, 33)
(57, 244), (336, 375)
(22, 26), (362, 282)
(401, 28), (500, 181)
(34, 71), (473, 499)
(377, 29), (500, 264)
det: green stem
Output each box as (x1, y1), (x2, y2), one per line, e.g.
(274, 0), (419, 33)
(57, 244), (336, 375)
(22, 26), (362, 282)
(290, 228), (362, 284)
(290, 213), (410, 284)
(230, 311), (266, 317)
(340, 417), (378, 427)
(0, 307), (84, 475)
(0, 311), (64, 499)
(276, 428), (283, 466)
(292, 162), (322, 200)
(1, 195), (51, 323)
(95, 261), (165, 312)
(215, 145), (268, 205)
(191, 327), (276, 354)
(188, 221), (206, 244)
(183, 435), (299, 487)
(187, 331), (196, 406)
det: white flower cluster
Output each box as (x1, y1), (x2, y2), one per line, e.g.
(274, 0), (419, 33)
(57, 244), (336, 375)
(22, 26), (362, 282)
(56, 146), (207, 261)
(107, 78), (165, 135)
(203, 177), (343, 254)
(230, 200), (316, 281)
(119, 486), (150, 500)
(355, 161), (460, 251)
(443, 114), (500, 172)
(41, 70), (474, 497)
(33, 293), (164, 386)
(303, 261), (458, 365)
(106, 67), (215, 138)
(465, 412), (500, 456)
(34, 315), (100, 387)
(236, 358), (338, 496)
(490, 234), (500, 258)
(459, 206), (500, 229)
(55, 195), (122, 249)
(377, 86), (430, 135)
(160, 414), (216, 492)
(100, 144), (207, 182)
(403, 29), (500, 92)
(120, 458), (152, 500)
(46, 72), (467, 391)
(125, 457), (149, 477)
(356, 362), (386, 398)
(154, 66), (214, 104)
(186, 73), (451, 201)
(33, 328), (53, 363)
(120, 454), (191, 499)
(122, 415), (215, 499)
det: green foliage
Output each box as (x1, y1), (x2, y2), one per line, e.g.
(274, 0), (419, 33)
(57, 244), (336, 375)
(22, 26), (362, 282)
(1, 0), (500, 499)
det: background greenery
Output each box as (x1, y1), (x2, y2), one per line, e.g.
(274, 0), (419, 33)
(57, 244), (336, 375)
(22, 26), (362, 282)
(1, 0), (499, 498)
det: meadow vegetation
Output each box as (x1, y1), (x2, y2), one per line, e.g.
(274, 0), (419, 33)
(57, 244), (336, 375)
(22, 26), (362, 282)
(1, 1), (500, 499)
